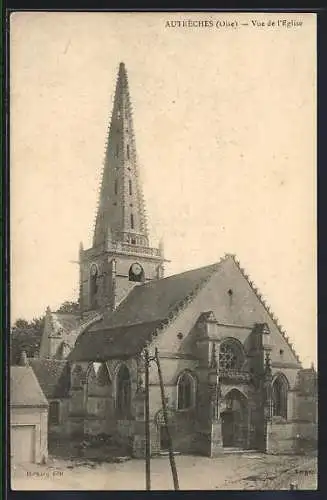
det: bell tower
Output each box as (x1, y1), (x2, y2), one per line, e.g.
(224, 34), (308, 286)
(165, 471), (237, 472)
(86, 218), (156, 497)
(79, 63), (165, 314)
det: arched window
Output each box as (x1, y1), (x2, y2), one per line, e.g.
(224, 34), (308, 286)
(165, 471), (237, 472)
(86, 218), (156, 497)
(72, 365), (83, 388)
(219, 340), (243, 371)
(116, 365), (131, 418)
(114, 179), (118, 195)
(130, 213), (135, 229)
(272, 374), (288, 419)
(177, 372), (195, 410)
(97, 363), (111, 386)
(129, 179), (132, 195)
(90, 264), (98, 309)
(127, 144), (130, 160)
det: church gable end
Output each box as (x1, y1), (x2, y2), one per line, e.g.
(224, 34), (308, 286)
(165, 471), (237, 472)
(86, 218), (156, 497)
(150, 255), (300, 370)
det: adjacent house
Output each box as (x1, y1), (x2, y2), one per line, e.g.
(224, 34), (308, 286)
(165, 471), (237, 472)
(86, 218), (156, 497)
(10, 362), (48, 464)
(29, 358), (71, 438)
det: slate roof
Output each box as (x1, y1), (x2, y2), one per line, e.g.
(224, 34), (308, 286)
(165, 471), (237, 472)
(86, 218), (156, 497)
(92, 262), (220, 330)
(30, 359), (71, 399)
(70, 320), (163, 361)
(70, 262), (221, 361)
(10, 366), (48, 407)
(69, 254), (302, 365)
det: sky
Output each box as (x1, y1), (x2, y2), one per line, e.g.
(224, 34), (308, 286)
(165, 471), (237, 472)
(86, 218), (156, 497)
(10, 12), (316, 367)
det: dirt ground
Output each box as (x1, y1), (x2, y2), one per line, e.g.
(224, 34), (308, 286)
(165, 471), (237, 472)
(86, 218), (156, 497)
(11, 452), (317, 491)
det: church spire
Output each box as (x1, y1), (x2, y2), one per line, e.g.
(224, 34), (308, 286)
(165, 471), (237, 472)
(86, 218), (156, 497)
(93, 62), (149, 249)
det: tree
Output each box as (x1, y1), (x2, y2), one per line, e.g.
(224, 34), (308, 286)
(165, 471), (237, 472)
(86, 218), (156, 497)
(10, 316), (45, 364)
(56, 300), (79, 314)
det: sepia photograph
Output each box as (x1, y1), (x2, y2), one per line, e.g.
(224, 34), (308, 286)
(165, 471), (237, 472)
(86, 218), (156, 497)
(10, 11), (317, 490)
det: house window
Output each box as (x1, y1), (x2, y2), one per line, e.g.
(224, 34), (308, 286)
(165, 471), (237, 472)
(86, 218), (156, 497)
(219, 340), (243, 371)
(177, 372), (195, 410)
(49, 401), (60, 425)
(116, 365), (131, 418)
(272, 374), (288, 419)
(129, 179), (132, 195)
(130, 213), (134, 229)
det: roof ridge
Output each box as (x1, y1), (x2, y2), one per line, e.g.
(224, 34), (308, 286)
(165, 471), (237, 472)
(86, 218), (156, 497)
(228, 253), (302, 365)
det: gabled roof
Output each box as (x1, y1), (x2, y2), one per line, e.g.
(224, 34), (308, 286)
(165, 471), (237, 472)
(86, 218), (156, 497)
(30, 359), (71, 399)
(10, 366), (48, 407)
(92, 262), (220, 330)
(70, 320), (162, 361)
(70, 254), (302, 365)
(71, 262), (222, 361)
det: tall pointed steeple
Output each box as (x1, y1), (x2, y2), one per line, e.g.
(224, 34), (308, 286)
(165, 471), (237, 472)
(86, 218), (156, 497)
(93, 62), (149, 249)
(79, 63), (165, 315)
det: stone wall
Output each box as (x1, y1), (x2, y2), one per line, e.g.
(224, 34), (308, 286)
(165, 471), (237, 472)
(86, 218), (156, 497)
(267, 421), (317, 454)
(48, 398), (70, 438)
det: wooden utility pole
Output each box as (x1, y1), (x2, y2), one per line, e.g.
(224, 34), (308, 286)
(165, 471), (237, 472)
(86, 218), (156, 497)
(144, 348), (151, 491)
(154, 348), (180, 491)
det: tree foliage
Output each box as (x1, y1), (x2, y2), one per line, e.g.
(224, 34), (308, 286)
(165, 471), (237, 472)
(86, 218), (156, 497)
(56, 300), (80, 314)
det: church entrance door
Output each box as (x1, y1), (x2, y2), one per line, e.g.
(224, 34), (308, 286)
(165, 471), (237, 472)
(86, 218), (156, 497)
(160, 425), (170, 451)
(221, 389), (248, 448)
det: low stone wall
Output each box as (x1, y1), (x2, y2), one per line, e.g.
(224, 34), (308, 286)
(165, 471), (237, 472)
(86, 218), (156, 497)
(267, 422), (317, 455)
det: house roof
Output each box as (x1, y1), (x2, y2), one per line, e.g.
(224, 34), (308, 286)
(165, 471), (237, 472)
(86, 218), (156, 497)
(30, 358), (71, 399)
(10, 366), (48, 407)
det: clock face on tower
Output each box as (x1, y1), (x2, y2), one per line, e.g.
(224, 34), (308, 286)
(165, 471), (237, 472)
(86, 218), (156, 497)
(129, 262), (144, 283)
(131, 263), (142, 276)
(90, 263), (98, 277)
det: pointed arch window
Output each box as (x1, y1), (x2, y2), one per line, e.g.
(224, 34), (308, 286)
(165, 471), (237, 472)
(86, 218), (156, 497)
(130, 213), (135, 229)
(72, 365), (84, 389)
(177, 372), (196, 410)
(129, 179), (132, 195)
(116, 365), (131, 418)
(272, 374), (288, 419)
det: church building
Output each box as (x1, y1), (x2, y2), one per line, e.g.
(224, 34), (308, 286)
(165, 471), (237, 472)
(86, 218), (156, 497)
(35, 62), (316, 457)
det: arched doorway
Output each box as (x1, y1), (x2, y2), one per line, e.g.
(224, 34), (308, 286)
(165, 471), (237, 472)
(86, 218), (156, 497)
(221, 389), (248, 448)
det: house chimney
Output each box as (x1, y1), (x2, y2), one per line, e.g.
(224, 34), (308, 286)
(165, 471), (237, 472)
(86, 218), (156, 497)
(19, 350), (29, 366)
